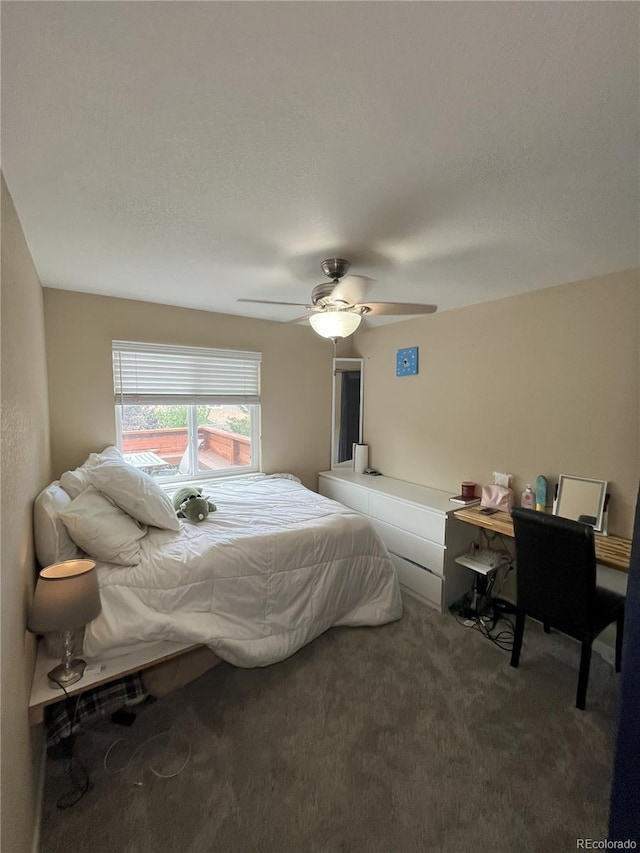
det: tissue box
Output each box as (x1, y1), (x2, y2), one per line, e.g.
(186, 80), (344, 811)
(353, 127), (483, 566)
(481, 484), (514, 512)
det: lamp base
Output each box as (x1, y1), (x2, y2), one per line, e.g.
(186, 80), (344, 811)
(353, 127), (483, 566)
(47, 659), (87, 689)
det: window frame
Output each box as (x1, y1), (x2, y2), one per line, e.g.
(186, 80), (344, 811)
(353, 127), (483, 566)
(112, 341), (262, 484)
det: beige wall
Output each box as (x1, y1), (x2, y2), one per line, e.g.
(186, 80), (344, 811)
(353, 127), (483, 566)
(354, 270), (639, 538)
(43, 290), (337, 491)
(1, 176), (51, 851)
(43, 273), (639, 537)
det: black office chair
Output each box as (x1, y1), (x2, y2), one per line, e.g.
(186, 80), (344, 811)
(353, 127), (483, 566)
(510, 507), (625, 710)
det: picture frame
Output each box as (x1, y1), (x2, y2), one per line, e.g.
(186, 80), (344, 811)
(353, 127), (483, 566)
(396, 346), (418, 377)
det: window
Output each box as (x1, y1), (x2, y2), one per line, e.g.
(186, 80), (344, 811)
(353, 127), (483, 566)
(112, 341), (261, 482)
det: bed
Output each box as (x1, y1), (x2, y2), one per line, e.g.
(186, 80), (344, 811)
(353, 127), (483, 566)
(34, 450), (402, 669)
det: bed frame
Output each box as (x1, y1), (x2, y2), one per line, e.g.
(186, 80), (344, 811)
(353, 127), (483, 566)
(29, 640), (206, 725)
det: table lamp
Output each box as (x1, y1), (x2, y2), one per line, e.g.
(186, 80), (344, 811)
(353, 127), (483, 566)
(28, 559), (102, 689)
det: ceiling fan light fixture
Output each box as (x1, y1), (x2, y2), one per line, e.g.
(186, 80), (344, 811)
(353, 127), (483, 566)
(309, 310), (362, 339)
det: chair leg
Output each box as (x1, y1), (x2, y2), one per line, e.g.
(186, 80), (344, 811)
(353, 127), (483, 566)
(615, 609), (625, 673)
(511, 611), (526, 668)
(576, 639), (593, 711)
(544, 623), (551, 634)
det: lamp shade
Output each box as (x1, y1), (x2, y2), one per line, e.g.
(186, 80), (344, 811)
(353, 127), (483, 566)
(28, 560), (101, 633)
(309, 310), (362, 339)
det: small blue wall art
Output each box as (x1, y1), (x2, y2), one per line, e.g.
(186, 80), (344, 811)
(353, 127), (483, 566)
(396, 346), (419, 377)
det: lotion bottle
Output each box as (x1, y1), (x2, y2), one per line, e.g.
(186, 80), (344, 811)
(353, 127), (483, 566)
(521, 484), (535, 510)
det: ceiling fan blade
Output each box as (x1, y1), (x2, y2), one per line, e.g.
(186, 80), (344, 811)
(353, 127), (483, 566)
(284, 314), (314, 325)
(361, 302), (438, 316)
(331, 275), (373, 305)
(237, 298), (313, 308)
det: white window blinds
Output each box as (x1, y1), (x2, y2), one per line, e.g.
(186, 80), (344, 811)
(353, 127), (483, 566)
(112, 341), (261, 406)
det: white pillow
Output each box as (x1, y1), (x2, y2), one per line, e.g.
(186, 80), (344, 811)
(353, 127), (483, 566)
(88, 456), (180, 531)
(60, 445), (123, 499)
(33, 481), (84, 567)
(58, 486), (146, 566)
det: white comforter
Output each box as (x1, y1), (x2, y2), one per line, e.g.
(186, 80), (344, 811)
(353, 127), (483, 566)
(83, 475), (402, 666)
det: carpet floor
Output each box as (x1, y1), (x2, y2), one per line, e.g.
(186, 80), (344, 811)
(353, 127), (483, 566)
(40, 595), (620, 853)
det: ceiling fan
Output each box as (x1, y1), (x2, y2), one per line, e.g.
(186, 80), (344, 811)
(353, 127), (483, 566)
(237, 258), (437, 339)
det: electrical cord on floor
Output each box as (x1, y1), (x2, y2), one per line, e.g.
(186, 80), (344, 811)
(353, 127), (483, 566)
(103, 730), (192, 786)
(453, 607), (516, 652)
(47, 677), (93, 809)
(480, 615), (516, 652)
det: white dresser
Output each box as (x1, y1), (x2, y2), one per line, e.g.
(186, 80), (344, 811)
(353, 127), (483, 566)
(318, 470), (477, 612)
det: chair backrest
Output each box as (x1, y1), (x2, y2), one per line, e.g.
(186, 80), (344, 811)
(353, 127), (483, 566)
(511, 507), (597, 640)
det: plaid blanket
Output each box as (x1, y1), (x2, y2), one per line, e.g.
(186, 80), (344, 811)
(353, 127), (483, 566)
(46, 674), (148, 747)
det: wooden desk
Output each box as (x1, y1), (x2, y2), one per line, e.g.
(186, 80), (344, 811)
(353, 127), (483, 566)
(453, 505), (631, 573)
(28, 640), (199, 725)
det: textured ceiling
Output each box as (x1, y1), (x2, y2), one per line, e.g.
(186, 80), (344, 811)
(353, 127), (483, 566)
(2, 2), (638, 324)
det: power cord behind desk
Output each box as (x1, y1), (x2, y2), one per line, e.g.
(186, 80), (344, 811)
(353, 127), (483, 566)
(451, 598), (517, 652)
(451, 524), (518, 652)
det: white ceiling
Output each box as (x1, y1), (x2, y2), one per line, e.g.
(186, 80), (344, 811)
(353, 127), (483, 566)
(2, 2), (638, 325)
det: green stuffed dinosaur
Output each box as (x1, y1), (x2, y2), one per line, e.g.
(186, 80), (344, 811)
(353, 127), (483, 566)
(172, 486), (216, 523)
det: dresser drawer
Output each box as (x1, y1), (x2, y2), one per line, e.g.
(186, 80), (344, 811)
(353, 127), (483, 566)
(368, 492), (446, 544)
(319, 478), (369, 514)
(390, 553), (442, 610)
(369, 518), (445, 577)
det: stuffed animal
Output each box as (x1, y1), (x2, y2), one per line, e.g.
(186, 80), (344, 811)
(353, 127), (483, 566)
(173, 486), (216, 523)
(178, 494), (216, 523)
(173, 486), (204, 510)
